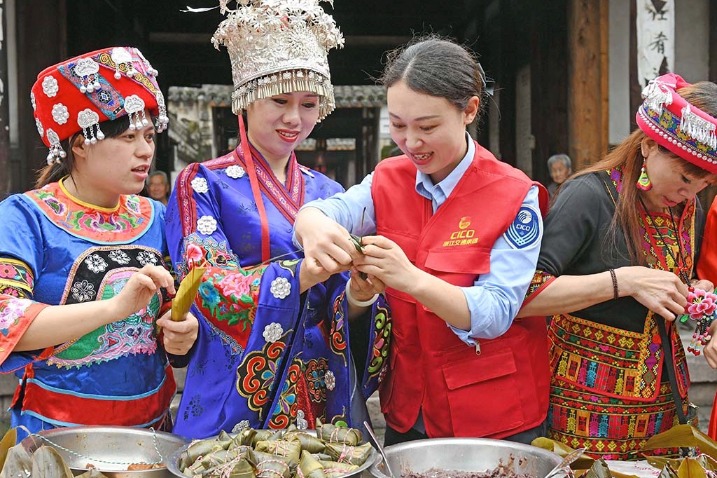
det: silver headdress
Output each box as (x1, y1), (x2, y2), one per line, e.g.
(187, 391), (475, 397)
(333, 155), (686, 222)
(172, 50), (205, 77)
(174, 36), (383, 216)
(212, 0), (344, 122)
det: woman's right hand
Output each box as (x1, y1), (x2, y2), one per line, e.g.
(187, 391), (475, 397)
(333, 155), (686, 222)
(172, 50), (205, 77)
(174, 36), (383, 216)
(299, 257), (340, 293)
(617, 266), (690, 321)
(295, 207), (362, 275)
(111, 265), (176, 321)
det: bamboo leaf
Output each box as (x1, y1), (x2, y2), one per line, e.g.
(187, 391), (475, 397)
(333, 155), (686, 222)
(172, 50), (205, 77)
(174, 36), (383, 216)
(171, 267), (206, 321)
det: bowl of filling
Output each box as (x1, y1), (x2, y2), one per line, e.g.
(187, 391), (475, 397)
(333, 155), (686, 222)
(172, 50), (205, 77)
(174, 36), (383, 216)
(21, 425), (189, 477)
(369, 438), (562, 478)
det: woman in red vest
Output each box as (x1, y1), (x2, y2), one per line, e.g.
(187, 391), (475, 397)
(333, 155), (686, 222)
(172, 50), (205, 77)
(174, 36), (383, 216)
(294, 36), (551, 446)
(519, 74), (717, 459)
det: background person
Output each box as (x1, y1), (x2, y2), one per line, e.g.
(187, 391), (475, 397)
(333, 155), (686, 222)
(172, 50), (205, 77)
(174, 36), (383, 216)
(165, 0), (389, 439)
(294, 36), (551, 446)
(147, 170), (170, 205)
(0, 46), (198, 440)
(519, 73), (717, 459)
(546, 153), (572, 199)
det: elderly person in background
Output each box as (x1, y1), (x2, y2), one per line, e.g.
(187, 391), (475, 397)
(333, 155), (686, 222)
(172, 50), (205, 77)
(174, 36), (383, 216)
(147, 170), (170, 205)
(547, 153), (572, 198)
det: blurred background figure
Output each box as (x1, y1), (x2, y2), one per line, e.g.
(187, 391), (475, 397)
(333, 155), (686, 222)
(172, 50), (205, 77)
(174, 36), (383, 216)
(147, 170), (170, 205)
(546, 153), (572, 199)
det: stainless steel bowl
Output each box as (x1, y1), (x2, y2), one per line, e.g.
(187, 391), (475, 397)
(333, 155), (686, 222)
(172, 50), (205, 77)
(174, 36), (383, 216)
(166, 431), (380, 478)
(21, 426), (189, 478)
(369, 438), (562, 478)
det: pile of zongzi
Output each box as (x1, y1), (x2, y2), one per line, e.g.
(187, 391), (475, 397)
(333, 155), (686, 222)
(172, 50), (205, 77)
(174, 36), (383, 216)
(176, 422), (375, 478)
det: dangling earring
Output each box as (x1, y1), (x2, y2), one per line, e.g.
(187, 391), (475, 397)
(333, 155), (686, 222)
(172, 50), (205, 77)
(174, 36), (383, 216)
(636, 160), (652, 191)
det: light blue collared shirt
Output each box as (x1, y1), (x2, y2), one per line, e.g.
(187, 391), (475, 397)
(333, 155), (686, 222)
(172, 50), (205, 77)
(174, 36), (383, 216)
(296, 134), (542, 345)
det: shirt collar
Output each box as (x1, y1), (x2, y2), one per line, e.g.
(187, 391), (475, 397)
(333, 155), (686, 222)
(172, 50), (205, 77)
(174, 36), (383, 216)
(415, 132), (475, 198)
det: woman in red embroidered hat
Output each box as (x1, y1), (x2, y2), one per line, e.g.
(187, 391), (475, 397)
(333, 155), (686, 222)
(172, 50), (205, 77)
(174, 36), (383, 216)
(0, 46), (198, 439)
(165, 0), (389, 439)
(518, 74), (717, 459)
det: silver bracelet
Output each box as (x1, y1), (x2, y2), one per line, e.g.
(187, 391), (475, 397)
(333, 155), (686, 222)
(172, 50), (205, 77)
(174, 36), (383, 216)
(345, 277), (379, 307)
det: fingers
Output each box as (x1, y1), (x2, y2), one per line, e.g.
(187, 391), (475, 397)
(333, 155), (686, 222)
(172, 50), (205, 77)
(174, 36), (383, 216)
(359, 235), (392, 251)
(303, 256), (332, 278)
(653, 292), (688, 321)
(157, 311), (198, 355)
(138, 264), (175, 294)
(304, 231), (362, 273)
(349, 268), (378, 298)
(359, 271), (386, 294)
(131, 272), (159, 294)
(313, 247), (354, 272)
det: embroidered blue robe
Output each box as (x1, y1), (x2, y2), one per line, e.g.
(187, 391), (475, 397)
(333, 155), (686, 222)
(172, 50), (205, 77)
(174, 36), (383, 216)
(166, 145), (390, 439)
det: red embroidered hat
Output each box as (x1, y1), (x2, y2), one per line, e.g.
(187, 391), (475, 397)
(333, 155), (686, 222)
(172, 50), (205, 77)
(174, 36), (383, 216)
(636, 73), (717, 174)
(31, 46), (169, 165)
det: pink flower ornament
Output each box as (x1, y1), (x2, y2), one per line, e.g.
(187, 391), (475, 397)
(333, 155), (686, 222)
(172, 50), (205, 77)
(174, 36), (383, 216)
(685, 287), (717, 356)
(186, 243), (205, 268)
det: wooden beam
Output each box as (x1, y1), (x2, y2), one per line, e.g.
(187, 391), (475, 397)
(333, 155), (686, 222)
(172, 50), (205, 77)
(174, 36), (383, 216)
(0, 0), (10, 198)
(15, 0), (67, 192)
(711, 0), (717, 82)
(567, 0), (608, 171)
(600, 0), (609, 151)
(628, 0), (641, 129)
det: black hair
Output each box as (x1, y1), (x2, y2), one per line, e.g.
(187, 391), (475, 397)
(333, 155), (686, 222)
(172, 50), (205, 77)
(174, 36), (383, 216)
(379, 35), (487, 123)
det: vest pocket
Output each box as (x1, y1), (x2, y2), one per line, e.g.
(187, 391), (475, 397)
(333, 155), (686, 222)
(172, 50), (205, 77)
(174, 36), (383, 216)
(426, 247), (490, 278)
(441, 348), (525, 436)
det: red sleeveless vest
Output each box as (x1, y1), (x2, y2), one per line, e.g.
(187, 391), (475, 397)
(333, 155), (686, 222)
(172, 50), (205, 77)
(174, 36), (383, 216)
(372, 142), (550, 438)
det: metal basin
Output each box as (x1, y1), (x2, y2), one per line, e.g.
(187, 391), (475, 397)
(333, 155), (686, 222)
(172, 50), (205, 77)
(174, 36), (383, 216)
(369, 438), (562, 478)
(21, 426), (189, 478)
(167, 430), (380, 478)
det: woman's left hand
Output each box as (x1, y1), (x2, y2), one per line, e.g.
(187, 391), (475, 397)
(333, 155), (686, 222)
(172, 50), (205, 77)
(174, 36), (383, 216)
(157, 311), (199, 355)
(349, 266), (385, 300)
(355, 235), (418, 294)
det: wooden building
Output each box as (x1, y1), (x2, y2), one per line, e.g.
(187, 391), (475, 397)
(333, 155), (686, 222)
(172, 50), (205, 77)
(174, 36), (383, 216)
(1, 0), (716, 196)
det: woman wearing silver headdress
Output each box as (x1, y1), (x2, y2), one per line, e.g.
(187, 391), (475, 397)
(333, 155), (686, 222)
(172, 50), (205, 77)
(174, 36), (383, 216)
(166, 0), (390, 438)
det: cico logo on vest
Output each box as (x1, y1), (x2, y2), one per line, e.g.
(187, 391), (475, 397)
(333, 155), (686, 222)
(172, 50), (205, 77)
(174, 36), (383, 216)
(504, 205), (541, 249)
(444, 216), (479, 247)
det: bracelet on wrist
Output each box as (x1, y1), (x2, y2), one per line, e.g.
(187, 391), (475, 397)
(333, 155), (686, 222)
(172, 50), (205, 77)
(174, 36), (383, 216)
(345, 277), (379, 308)
(609, 268), (619, 300)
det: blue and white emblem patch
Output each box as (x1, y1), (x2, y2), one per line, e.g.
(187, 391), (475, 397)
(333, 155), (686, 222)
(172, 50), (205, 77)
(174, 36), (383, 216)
(504, 205), (541, 249)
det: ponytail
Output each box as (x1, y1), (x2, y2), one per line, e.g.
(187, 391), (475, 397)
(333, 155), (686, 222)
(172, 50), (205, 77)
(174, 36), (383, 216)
(34, 136), (76, 189)
(35, 160), (72, 189)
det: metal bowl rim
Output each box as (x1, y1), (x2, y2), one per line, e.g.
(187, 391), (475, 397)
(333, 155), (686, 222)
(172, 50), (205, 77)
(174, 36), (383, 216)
(34, 425), (188, 442)
(369, 437), (562, 478)
(383, 437), (562, 460)
(21, 425), (189, 476)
